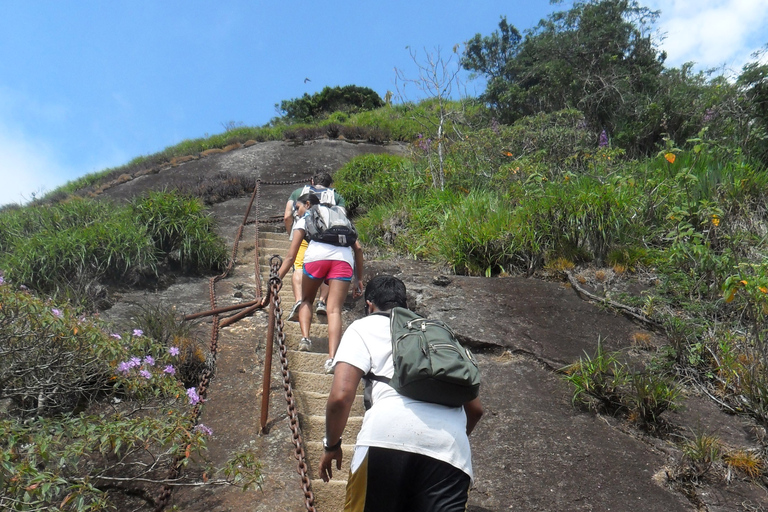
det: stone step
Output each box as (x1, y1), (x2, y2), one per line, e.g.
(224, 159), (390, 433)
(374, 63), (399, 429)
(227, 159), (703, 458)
(281, 323), (330, 344)
(294, 389), (365, 417)
(300, 414), (363, 442)
(311, 479), (347, 512)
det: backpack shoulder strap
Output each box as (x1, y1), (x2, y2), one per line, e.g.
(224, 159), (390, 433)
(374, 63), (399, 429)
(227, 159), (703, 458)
(363, 310), (394, 382)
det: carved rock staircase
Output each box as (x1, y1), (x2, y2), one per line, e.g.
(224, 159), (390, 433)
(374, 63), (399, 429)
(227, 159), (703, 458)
(258, 231), (365, 512)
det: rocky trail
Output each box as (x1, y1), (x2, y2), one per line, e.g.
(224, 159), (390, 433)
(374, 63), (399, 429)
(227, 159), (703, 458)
(98, 139), (768, 511)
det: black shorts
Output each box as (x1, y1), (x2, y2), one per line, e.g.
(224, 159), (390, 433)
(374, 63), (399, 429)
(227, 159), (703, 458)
(344, 446), (471, 512)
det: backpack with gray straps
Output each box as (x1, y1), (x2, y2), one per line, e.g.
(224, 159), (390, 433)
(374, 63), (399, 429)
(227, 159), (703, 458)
(304, 204), (357, 247)
(365, 307), (481, 408)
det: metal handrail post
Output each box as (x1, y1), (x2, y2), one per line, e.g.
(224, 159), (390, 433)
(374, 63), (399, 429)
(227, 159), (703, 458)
(261, 287), (275, 431)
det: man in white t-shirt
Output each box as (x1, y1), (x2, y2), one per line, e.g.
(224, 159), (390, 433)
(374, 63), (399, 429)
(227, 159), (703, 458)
(319, 275), (483, 511)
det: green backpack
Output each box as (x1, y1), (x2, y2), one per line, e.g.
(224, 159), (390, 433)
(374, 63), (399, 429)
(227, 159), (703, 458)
(366, 307), (481, 408)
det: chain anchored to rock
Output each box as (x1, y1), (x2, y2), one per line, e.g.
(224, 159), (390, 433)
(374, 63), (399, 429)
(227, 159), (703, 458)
(267, 256), (316, 511)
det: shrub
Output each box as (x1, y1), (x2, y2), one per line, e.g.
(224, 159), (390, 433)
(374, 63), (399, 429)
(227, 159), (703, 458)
(0, 199), (156, 301)
(333, 154), (412, 211)
(131, 190), (228, 273)
(563, 340), (680, 428)
(437, 190), (516, 276)
(0, 284), (261, 509)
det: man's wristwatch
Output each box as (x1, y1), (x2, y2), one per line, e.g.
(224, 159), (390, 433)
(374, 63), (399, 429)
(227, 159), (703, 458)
(323, 437), (342, 452)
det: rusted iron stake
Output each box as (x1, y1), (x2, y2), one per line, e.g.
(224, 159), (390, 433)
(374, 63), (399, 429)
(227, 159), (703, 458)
(219, 303), (263, 328)
(261, 288), (275, 431)
(183, 299), (260, 321)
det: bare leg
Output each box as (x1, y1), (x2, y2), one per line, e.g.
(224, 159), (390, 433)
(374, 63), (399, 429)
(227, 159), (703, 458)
(319, 281), (329, 303)
(292, 268), (302, 303)
(299, 274), (323, 340)
(325, 279), (351, 359)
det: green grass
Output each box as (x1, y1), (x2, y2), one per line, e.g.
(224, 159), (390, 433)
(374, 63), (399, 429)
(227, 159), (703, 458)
(0, 192), (227, 307)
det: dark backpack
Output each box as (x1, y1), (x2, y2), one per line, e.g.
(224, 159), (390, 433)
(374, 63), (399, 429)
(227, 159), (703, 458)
(304, 204), (357, 247)
(365, 307), (481, 408)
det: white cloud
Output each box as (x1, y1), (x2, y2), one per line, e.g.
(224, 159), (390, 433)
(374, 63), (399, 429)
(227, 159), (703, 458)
(0, 124), (73, 206)
(647, 0), (768, 73)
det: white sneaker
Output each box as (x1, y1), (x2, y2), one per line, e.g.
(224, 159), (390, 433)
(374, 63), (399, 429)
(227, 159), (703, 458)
(287, 301), (301, 322)
(316, 300), (327, 316)
(298, 337), (312, 352)
(324, 358), (335, 374)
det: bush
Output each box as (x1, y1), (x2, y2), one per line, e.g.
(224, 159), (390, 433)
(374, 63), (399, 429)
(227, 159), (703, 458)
(0, 284), (260, 509)
(333, 154), (412, 211)
(437, 190), (516, 276)
(0, 193), (227, 305)
(0, 199), (156, 301)
(131, 190), (228, 273)
(563, 340), (679, 428)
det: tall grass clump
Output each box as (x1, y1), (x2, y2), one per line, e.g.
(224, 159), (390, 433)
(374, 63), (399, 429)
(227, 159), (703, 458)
(509, 174), (646, 268)
(0, 198), (156, 301)
(333, 153), (414, 211)
(563, 340), (680, 429)
(437, 190), (516, 276)
(131, 190), (228, 273)
(0, 193), (227, 306)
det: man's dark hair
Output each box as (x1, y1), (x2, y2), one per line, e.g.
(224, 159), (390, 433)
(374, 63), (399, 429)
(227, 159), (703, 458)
(364, 275), (407, 311)
(297, 192), (321, 205)
(312, 172), (333, 188)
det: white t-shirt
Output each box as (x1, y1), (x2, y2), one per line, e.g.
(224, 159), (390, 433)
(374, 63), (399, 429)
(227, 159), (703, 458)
(293, 216), (355, 268)
(333, 314), (474, 480)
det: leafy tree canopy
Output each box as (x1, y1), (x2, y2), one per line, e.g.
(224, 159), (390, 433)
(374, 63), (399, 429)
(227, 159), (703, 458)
(462, 0), (668, 155)
(278, 85), (384, 124)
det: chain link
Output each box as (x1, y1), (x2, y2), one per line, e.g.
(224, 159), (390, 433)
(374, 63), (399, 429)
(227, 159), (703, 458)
(154, 174), (316, 511)
(268, 256), (316, 511)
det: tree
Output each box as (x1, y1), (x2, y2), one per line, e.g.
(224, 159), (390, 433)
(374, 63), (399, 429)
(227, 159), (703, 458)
(737, 56), (768, 164)
(462, 0), (668, 156)
(396, 46), (465, 190)
(277, 85), (384, 124)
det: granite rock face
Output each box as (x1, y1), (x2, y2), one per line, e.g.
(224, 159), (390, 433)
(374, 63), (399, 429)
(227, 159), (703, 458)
(98, 139), (768, 511)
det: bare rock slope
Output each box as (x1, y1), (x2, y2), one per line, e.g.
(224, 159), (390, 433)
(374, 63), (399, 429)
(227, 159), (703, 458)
(99, 139), (768, 511)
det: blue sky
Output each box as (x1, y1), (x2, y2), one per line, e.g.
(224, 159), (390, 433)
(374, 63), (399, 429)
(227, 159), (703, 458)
(1, 0), (767, 206)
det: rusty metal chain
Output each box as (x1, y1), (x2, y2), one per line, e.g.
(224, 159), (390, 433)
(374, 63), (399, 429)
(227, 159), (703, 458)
(268, 256), (317, 511)
(258, 177), (309, 186)
(155, 174), (316, 511)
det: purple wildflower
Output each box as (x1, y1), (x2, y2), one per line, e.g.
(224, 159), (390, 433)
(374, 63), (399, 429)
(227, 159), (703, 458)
(0, 275), (4, 286)
(133, 329), (144, 337)
(598, 130), (609, 148)
(51, 308), (63, 318)
(193, 424), (213, 436)
(128, 356), (142, 368)
(20, 284), (27, 291)
(117, 361), (132, 374)
(187, 387), (201, 405)
(490, 118), (500, 135)
(111, 333), (122, 340)
(169, 346), (180, 357)
(163, 365), (176, 375)
(139, 369), (152, 379)
(143, 355), (155, 366)
(703, 108), (716, 123)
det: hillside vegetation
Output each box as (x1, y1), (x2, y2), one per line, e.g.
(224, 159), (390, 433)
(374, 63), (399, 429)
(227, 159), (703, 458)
(1, 0), (768, 509)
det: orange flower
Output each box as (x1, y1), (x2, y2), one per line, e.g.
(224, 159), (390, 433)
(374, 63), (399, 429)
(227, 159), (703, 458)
(505, 151), (513, 157)
(740, 280), (748, 286)
(711, 216), (720, 227)
(665, 153), (676, 164)
(759, 286), (768, 294)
